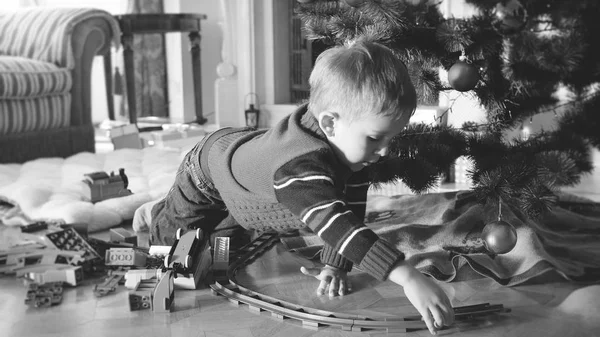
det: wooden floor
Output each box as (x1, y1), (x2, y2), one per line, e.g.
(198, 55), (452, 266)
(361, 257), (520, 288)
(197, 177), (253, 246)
(1, 150), (599, 337)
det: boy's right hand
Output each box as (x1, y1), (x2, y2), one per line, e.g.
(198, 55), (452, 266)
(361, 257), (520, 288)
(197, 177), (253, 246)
(388, 261), (454, 335)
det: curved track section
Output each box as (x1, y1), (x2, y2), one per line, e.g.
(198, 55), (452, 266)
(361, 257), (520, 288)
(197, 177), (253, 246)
(209, 233), (510, 332)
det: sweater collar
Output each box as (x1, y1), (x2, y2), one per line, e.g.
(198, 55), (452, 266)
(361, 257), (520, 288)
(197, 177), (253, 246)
(299, 104), (327, 141)
(296, 104), (354, 180)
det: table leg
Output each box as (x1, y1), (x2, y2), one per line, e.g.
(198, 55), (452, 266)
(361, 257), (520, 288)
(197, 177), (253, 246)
(121, 34), (137, 125)
(103, 51), (114, 121)
(189, 31), (206, 124)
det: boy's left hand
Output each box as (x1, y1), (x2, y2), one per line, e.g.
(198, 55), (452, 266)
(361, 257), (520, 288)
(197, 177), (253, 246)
(300, 265), (351, 297)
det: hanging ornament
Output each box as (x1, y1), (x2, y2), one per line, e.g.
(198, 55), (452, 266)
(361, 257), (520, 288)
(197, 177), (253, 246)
(482, 200), (518, 254)
(345, 0), (367, 7)
(448, 55), (479, 92)
(491, 0), (528, 35)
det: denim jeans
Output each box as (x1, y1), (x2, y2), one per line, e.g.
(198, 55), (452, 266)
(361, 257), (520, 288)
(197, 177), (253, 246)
(149, 135), (229, 245)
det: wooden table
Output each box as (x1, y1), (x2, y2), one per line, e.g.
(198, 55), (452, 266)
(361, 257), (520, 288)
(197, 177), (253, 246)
(114, 13), (208, 125)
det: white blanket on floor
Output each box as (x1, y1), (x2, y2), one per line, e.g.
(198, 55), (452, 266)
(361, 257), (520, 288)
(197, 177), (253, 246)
(0, 148), (188, 232)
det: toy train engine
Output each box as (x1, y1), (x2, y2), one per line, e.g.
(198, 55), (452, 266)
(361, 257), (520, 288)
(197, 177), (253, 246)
(83, 168), (132, 203)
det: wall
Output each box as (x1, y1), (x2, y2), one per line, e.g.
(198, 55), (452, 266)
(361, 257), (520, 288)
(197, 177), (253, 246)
(220, 0), (491, 130)
(163, 0), (221, 124)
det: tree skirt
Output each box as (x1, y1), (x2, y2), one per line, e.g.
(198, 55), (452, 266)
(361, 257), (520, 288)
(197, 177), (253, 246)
(0, 148), (188, 232)
(282, 191), (600, 286)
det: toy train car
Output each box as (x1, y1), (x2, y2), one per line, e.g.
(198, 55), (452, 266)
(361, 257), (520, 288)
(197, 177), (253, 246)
(83, 168), (132, 203)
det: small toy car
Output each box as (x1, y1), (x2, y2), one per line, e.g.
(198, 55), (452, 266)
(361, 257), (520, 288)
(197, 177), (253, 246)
(163, 228), (202, 273)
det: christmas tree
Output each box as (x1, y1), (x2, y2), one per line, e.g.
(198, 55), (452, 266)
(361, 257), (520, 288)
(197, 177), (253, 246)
(295, 0), (600, 221)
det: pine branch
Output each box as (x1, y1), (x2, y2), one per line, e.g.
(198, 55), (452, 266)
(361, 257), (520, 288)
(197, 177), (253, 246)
(368, 157), (441, 193)
(557, 93), (600, 149)
(296, 0), (600, 220)
(359, 0), (411, 35)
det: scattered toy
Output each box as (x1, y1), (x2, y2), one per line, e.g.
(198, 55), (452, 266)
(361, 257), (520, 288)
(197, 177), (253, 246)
(83, 169), (132, 203)
(24, 282), (64, 308)
(110, 124), (144, 150)
(109, 227), (137, 246)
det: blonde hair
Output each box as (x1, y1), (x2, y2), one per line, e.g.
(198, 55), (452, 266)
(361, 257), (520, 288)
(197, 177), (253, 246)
(308, 40), (416, 122)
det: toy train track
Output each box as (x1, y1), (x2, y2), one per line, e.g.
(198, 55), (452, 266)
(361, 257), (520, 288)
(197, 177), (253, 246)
(210, 232), (511, 332)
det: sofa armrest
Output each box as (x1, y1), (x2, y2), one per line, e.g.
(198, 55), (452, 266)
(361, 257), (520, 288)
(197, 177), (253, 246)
(70, 17), (117, 126)
(0, 8), (119, 69)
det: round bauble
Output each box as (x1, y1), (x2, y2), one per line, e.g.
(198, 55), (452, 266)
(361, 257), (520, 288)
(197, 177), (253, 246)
(448, 61), (479, 92)
(491, 0), (528, 35)
(482, 220), (518, 254)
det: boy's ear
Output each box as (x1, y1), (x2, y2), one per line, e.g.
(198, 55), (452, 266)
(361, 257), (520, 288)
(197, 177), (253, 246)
(318, 111), (338, 137)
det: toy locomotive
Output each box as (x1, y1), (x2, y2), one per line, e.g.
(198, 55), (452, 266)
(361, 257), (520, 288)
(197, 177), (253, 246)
(83, 168), (132, 203)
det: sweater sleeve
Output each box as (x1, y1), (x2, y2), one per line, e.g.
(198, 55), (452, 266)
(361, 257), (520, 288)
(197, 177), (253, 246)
(345, 169), (370, 221)
(320, 244), (353, 272)
(273, 151), (405, 281)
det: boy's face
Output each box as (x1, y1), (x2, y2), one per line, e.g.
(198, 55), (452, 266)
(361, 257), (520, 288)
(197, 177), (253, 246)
(321, 111), (410, 172)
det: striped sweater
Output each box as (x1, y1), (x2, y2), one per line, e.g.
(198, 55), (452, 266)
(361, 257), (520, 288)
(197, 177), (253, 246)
(204, 105), (405, 280)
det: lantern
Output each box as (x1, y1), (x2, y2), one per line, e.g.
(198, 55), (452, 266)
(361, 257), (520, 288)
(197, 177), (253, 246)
(244, 93), (260, 129)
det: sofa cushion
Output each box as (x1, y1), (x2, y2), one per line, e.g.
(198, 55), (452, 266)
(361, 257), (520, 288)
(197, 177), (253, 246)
(0, 56), (72, 98)
(0, 94), (70, 135)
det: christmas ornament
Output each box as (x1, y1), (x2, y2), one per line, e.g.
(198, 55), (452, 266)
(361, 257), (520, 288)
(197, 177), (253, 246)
(491, 0), (528, 35)
(482, 219), (517, 254)
(344, 0), (367, 7)
(448, 56), (479, 92)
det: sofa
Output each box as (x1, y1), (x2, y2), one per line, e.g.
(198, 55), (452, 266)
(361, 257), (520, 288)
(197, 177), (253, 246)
(0, 7), (120, 163)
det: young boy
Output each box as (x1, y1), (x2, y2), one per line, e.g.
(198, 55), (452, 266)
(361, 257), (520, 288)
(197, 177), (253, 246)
(134, 40), (454, 335)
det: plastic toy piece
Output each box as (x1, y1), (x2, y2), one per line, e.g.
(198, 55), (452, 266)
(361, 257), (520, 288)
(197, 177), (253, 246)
(59, 222), (89, 237)
(124, 269), (158, 289)
(105, 248), (147, 267)
(174, 241), (212, 290)
(164, 228), (201, 272)
(46, 227), (101, 262)
(110, 124), (144, 150)
(127, 269), (175, 312)
(85, 237), (149, 262)
(153, 269), (175, 313)
(141, 124), (207, 148)
(0, 242), (46, 273)
(148, 245), (171, 256)
(129, 276), (158, 311)
(128, 289), (153, 311)
(8, 250), (85, 277)
(24, 282), (64, 308)
(162, 228), (211, 290)
(93, 271), (126, 297)
(20, 221), (49, 233)
(25, 266), (84, 287)
(209, 233), (512, 333)
(109, 227), (137, 246)
(83, 169), (133, 203)
(213, 237), (230, 271)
